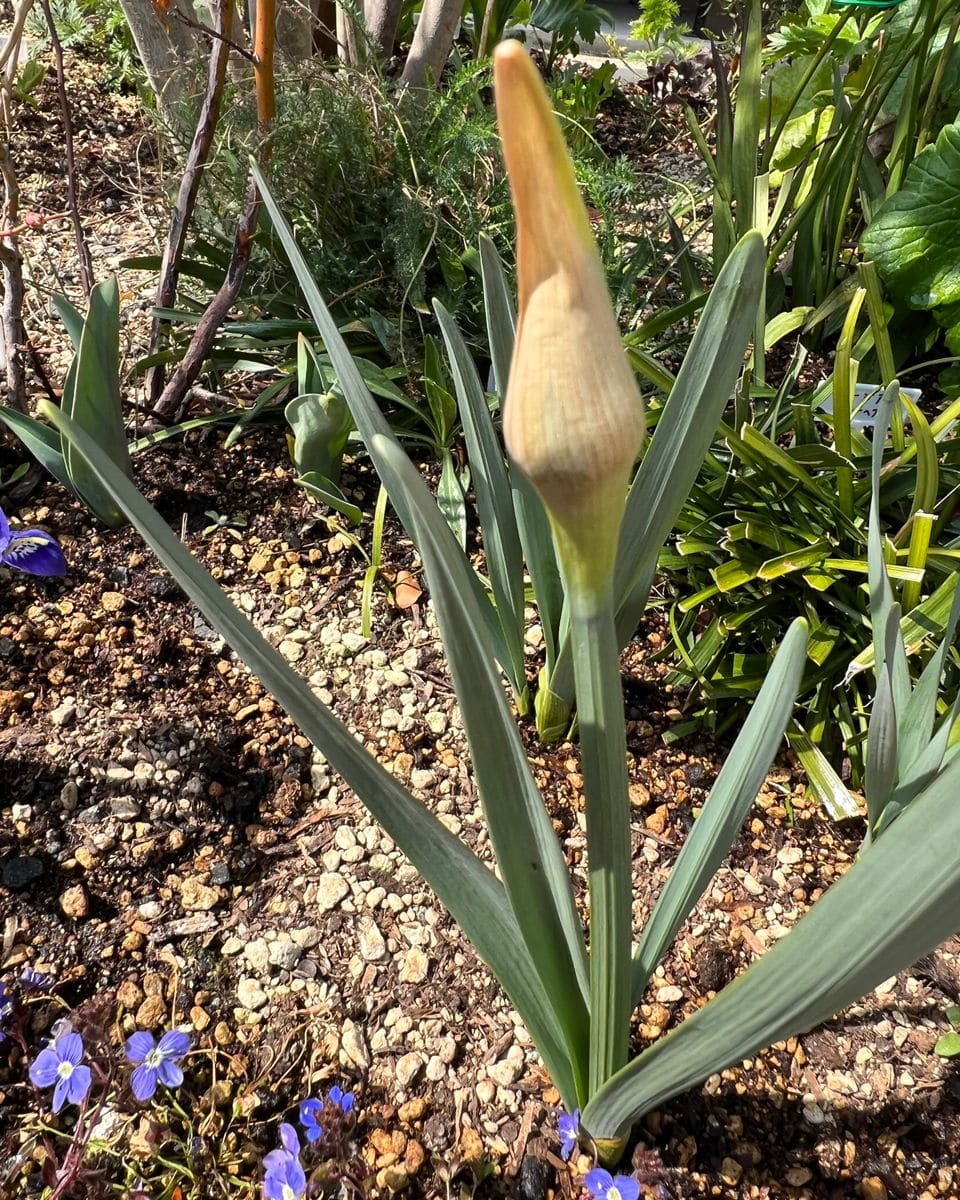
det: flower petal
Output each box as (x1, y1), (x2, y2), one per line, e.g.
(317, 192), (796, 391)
(157, 1059), (184, 1089)
(1, 530), (66, 577)
(58, 1033), (84, 1066)
(67, 1064), (92, 1105)
(157, 1029), (192, 1060)
(131, 1063), (159, 1102)
(29, 1048), (61, 1089)
(52, 1074), (70, 1114)
(125, 1031), (155, 1065)
(278, 1122), (300, 1157)
(614, 1177), (641, 1200)
(585, 1167), (614, 1199)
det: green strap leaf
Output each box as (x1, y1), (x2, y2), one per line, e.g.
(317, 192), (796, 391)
(584, 752), (960, 1139)
(62, 277), (132, 527)
(44, 402), (580, 1108)
(254, 163), (591, 1092)
(631, 618), (809, 1004)
(433, 301), (528, 703)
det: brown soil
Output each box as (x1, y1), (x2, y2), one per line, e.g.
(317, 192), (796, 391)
(2, 34), (960, 1200)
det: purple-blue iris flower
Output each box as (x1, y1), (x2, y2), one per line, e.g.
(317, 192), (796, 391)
(298, 1096), (323, 1143)
(558, 1107), (580, 1160)
(263, 1123), (306, 1200)
(125, 1028), (192, 1101)
(29, 1031), (92, 1113)
(0, 506), (66, 577)
(584, 1168), (641, 1200)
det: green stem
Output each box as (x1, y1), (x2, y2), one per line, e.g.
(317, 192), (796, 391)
(571, 585), (633, 1095)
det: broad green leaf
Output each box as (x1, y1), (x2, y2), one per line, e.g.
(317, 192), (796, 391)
(62, 277), (132, 527)
(583, 752), (960, 1139)
(631, 619), (808, 1004)
(45, 403), (581, 1110)
(285, 392), (352, 484)
(254, 164), (592, 1093)
(861, 121), (960, 309)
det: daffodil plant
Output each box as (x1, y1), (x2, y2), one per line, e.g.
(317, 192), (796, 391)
(48, 45), (960, 1162)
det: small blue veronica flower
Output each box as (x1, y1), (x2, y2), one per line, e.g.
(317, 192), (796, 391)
(0, 506), (65, 577)
(298, 1096), (323, 1143)
(327, 1084), (354, 1115)
(558, 1107), (580, 1160)
(125, 1028), (192, 1102)
(29, 1031), (92, 1113)
(263, 1123), (306, 1200)
(584, 1168), (641, 1200)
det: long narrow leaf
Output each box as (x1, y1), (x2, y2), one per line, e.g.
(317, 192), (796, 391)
(584, 753), (960, 1138)
(43, 404), (580, 1107)
(254, 164), (592, 1090)
(434, 301), (528, 703)
(632, 618), (808, 1005)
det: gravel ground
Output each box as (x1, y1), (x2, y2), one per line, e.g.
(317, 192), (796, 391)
(2, 35), (960, 1200)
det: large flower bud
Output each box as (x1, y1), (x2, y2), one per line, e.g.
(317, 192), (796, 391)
(494, 40), (645, 596)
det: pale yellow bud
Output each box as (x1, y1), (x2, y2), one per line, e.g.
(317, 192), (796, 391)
(494, 40), (645, 594)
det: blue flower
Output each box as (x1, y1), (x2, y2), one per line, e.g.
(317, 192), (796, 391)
(327, 1084), (354, 1115)
(558, 1107), (580, 1160)
(20, 966), (53, 992)
(263, 1123), (306, 1200)
(298, 1096), (323, 1143)
(0, 506), (65, 577)
(29, 1031), (92, 1113)
(125, 1028), (192, 1101)
(584, 1168), (641, 1200)
(0, 982), (13, 1044)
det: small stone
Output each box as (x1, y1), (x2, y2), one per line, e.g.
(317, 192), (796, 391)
(101, 591), (126, 612)
(75, 846), (98, 870)
(138, 900), (162, 920)
(221, 937), (244, 956)
(244, 939), (271, 974)
(109, 797), (140, 820)
(267, 938), (301, 972)
(398, 1097), (428, 1123)
(59, 884), (89, 919)
(396, 1052), (423, 1088)
(375, 1166), (409, 1193)
(190, 1005), (212, 1032)
(237, 977), (269, 1011)
(656, 985), (683, 1003)
(49, 700), (76, 727)
(404, 1140), (425, 1175)
(316, 872), (350, 911)
(398, 947), (429, 984)
(425, 1055), (445, 1082)
(105, 765), (134, 784)
(785, 1168), (813, 1187)
(2, 855), (44, 889)
(476, 1078), (496, 1104)
(721, 1158), (743, 1186)
(135, 995), (166, 1029)
(487, 1051), (522, 1087)
(861, 1179), (888, 1200)
(359, 917), (387, 962)
(117, 980), (144, 1009)
(214, 1021), (234, 1046)
(180, 878), (220, 912)
(340, 1020), (371, 1069)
